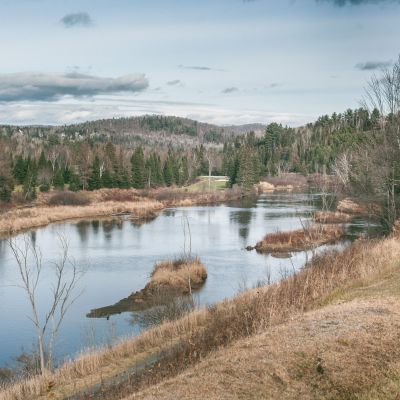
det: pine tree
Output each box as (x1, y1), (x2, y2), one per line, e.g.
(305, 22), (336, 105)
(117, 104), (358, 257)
(237, 147), (260, 191)
(53, 169), (65, 190)
(88, 156), (101, 191)
(23, 166), (37, 201)
(38, 151), (47, 169)
(131, 147), (145, 189)
(0, 174), (13, 202)
(69, 173), (82, 192)
(102, 168), (113, 188)
(13, 156), (27, 184)
(163, 157), (174, 187)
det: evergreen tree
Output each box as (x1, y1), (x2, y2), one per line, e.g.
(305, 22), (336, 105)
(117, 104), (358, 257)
(88, 156), (101, 191)
(131, 147), (145, 189)
(23, 166), (37, 201)
(237, 147), (261, 191)
(163, 157), (174, 186)
(69, 173), (82, 192)
(38, 151), (47, 169)
(53, 169), (65, 190)
(0, 175), (13, 202)
(13, 156), (27, 184)
(102, 168), (113, 188)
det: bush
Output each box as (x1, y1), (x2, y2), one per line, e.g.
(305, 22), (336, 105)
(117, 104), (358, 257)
(48, 191), (91, 206)
(39, 182), (50, 193)
(0, 175), (13, 202)
(100, 189), (138, 202)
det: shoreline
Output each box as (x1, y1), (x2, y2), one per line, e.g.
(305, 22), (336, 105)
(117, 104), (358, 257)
(0, 188), (246, 239)
(1, 235), (399, 399)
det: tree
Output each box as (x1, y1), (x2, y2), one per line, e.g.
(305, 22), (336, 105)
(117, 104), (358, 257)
(0, 174), (13, 202)
(88, 156), (101, 191)
(23, 166), (37, 201)
(69, 173), (82, 192)
(163, 156), (175, 187)
(7, 236), (83, 374)
(53, 169), (65, 190)
(237, 146), (261, 192)
(131, 147), (145, 189)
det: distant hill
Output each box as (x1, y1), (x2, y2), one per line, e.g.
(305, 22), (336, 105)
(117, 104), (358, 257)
(0, 115), (267, 149)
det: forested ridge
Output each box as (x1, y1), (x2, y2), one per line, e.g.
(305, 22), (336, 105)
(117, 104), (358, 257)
(1, 60), (400, 230)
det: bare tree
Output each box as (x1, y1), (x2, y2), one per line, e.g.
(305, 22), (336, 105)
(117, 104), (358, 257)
(7, 235), (83, 374)
(362, 55), (400, 125)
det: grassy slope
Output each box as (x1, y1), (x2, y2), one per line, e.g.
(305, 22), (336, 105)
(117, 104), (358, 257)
(127, 247), (400, 400)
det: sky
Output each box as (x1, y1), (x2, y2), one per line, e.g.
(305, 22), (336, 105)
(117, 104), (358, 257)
(0, 0), (399, 127)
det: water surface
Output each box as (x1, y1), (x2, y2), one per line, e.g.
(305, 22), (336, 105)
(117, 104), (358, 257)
(0, 193), (377, 367)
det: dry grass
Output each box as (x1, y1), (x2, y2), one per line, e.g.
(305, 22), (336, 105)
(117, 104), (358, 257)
(313, 211), (352, 224)
(3, 235), (399, 400)
(129, 297), (400, 400)
(0, 200), (163, 238)
(0, 188), (242, 239)
(87, 258), (208, 317)
(149, 258), (207, 293)
(255, 224), (344, 253)
(336, 197), (378, 215)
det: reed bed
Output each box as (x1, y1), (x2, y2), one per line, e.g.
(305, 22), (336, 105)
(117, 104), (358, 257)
(150, 258), (207, 293)
(313, 211), (352, 224)
(255, 224), (344, 253)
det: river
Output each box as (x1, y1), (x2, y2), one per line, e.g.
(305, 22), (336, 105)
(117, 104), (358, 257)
(0, 193), (378, 368)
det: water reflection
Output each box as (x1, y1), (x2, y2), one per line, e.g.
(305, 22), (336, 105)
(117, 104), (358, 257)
(76, 221), (90, 243)
(0, 193), (383, 368)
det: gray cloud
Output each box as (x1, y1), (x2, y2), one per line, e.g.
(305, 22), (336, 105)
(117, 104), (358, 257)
(318, 0), (400, 6)
(355, 60), (392, 70)
(167, 79), (183, 86)
(61, 12), (93, 28)
(0, 72), (149, 102)
(222, 87), (238, 94)
(178, 64), (224, 72)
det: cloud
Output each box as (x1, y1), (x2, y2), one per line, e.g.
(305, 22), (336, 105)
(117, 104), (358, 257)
(0, 72), (149, 102)
(317, 0), (400, 6)
(60, 12), (93, 28)
(0, 100), (314, 127)
(178, 64), (225, 72)
(167, 79), (183, 86)
(222, 87), (239, 94)
(355, 60), (392, 70)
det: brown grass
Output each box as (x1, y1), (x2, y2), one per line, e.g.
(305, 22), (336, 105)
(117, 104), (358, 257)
(255, 224), (344, 253)
(313, 211), (352, 224)
(129, 297), (400, 400)
(149, 258), (207, 293)
(2, 236), (399, 400)
(0, 188), (242, 239)
(0, 200), (164, 238)
(87, 258), (207, 318)
(336, 197), (377, 215)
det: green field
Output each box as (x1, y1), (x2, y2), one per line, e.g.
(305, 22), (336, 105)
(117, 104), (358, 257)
(186, 178), (228, 192)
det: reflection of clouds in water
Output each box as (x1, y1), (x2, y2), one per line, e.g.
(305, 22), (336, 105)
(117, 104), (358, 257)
(0, 192), (382, 369)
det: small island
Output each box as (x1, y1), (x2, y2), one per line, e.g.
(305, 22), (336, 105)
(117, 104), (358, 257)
(250, 225), (345, 254)
(87, 257), (207, 318)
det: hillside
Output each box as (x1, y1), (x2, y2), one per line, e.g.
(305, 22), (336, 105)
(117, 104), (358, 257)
(0, 115), (266, 149)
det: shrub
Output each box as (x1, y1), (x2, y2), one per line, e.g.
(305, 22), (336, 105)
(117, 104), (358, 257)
(100, 189), (138, 202)
(48, 191), (91, 206)
(39, 182), (50, 193)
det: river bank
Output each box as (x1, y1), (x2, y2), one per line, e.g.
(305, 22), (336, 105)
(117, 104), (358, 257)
(0, 187), (244, 239)
(1, 232), (399, 400)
